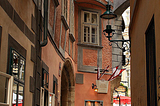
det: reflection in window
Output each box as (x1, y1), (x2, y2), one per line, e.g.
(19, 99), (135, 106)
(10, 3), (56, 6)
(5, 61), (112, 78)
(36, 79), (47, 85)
(92, 14), (97, 24)
(85, 101), (103, 106)
(84, 12), (90, 23)
(42, 69), (49, 89)
(12, 83), (17, 105)
(92, 26), (97, 43)
(84, 26), (90, 42)
(19, 58), (25, 81)
(10, 49), (25, 106)
(11, 50), (25, 81)
(12, 51), (19, 78)
(41, 69), (49, 106)
(12, 82), (24, 106)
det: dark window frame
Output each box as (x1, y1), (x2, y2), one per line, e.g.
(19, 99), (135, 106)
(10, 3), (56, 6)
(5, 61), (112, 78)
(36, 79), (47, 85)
(9, 48), (26, 106)
(7, 35), (26, 106)
(85, 100), (103, 106)
(53, 75), (58, 106)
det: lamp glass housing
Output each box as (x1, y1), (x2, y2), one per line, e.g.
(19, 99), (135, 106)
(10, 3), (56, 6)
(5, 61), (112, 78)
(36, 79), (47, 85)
(100, 4), (117, 19)
(94, 87), (98, 92)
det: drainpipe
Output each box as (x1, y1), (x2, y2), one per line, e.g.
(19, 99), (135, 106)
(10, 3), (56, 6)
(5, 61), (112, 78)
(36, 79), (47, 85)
(40, 0), (48, 47)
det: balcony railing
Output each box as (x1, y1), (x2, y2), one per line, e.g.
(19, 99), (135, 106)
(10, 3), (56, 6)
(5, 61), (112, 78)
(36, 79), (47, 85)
(0, 71), (13, 106)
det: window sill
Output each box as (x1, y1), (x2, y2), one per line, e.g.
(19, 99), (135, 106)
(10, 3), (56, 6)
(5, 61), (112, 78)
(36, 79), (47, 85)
(77, 43), (103, 49)
(69, 33), (75, 42)
(61, 15), (69, 30)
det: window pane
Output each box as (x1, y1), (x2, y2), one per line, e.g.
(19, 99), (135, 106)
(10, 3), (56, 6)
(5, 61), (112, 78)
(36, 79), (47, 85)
(86, 101), (94, 106)
(92, 26), (97, 43)
(12, 83), (18, 105)
(84, 12), (90, 23)
(43, 70), (49, 88)
(12, 50), (19, 78)
(18, 85), (24, 106)
(95, 102), (101, 106)
(92, 14), (97, 24)
(49, 94), (52, 106)
(85, 101), (103, 106)
(84, 34), (86, 42)
(19, 58), (25, 81)
(84, 26), (90, 43)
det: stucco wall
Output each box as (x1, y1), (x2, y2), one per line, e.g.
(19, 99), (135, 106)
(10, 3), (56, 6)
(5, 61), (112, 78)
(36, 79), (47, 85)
(130, 0), (160, 105)
(0, 0), (35, 105)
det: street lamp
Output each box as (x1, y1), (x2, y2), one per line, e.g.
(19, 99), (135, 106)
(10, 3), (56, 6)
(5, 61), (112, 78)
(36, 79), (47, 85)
(100, 3), (130, 66)
(100, 3), (130, 51)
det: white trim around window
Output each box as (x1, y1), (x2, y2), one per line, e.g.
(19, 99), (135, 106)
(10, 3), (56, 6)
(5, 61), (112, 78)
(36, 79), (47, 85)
(81, 10), (99, 45)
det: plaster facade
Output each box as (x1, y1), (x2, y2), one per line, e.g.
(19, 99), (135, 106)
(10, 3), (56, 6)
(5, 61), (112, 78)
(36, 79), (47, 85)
(0, 0), (35, 105)
(130, 0), (160, 105)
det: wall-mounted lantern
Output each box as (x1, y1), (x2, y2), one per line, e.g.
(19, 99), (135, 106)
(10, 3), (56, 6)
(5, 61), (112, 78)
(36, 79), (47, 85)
(100, 3), (130, 48)
(92, 83), (98, 92)
(100, 3), (130, 66)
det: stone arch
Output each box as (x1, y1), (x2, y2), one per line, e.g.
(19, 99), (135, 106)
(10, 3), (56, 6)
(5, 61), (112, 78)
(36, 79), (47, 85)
(61, 58), (75, 106)
(113, 0), (130, 15)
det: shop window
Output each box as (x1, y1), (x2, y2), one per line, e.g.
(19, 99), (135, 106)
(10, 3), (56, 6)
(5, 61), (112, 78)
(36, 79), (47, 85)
(85, 100), (103, 106)
(81, 10), (99, 45)
(9, 49), (25, 106)
(53, 75), (58, 106)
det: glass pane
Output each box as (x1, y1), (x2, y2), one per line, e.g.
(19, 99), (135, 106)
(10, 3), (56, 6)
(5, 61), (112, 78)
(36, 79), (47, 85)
(95, 102), (100, 106)
(92, 26), (97, 43)
(84, 26), (90, 43)
(12, 50), (19, 78)
(84, 34), (86, 42)
(92, 14), (97, 24)
(43, 70), (49, 88)
(49, 94), (52, 106)
(84, 12), (90, 22)
(86, 101), (94, 106)
(19, 58), (25, 81)
(18, 85), (24, 105)
(12, 83), (18, 106)
(0, 75), (9, 103)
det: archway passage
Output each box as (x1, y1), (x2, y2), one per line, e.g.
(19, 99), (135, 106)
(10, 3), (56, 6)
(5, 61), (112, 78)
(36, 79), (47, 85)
(61, 59), (75, 106)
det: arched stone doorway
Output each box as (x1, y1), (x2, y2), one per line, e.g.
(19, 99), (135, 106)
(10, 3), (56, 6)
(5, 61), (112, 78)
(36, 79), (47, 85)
(61, 58), (75, 106)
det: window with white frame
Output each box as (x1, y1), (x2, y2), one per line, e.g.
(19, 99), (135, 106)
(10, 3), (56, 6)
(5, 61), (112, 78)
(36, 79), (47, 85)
(81, 10), (99, 45)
